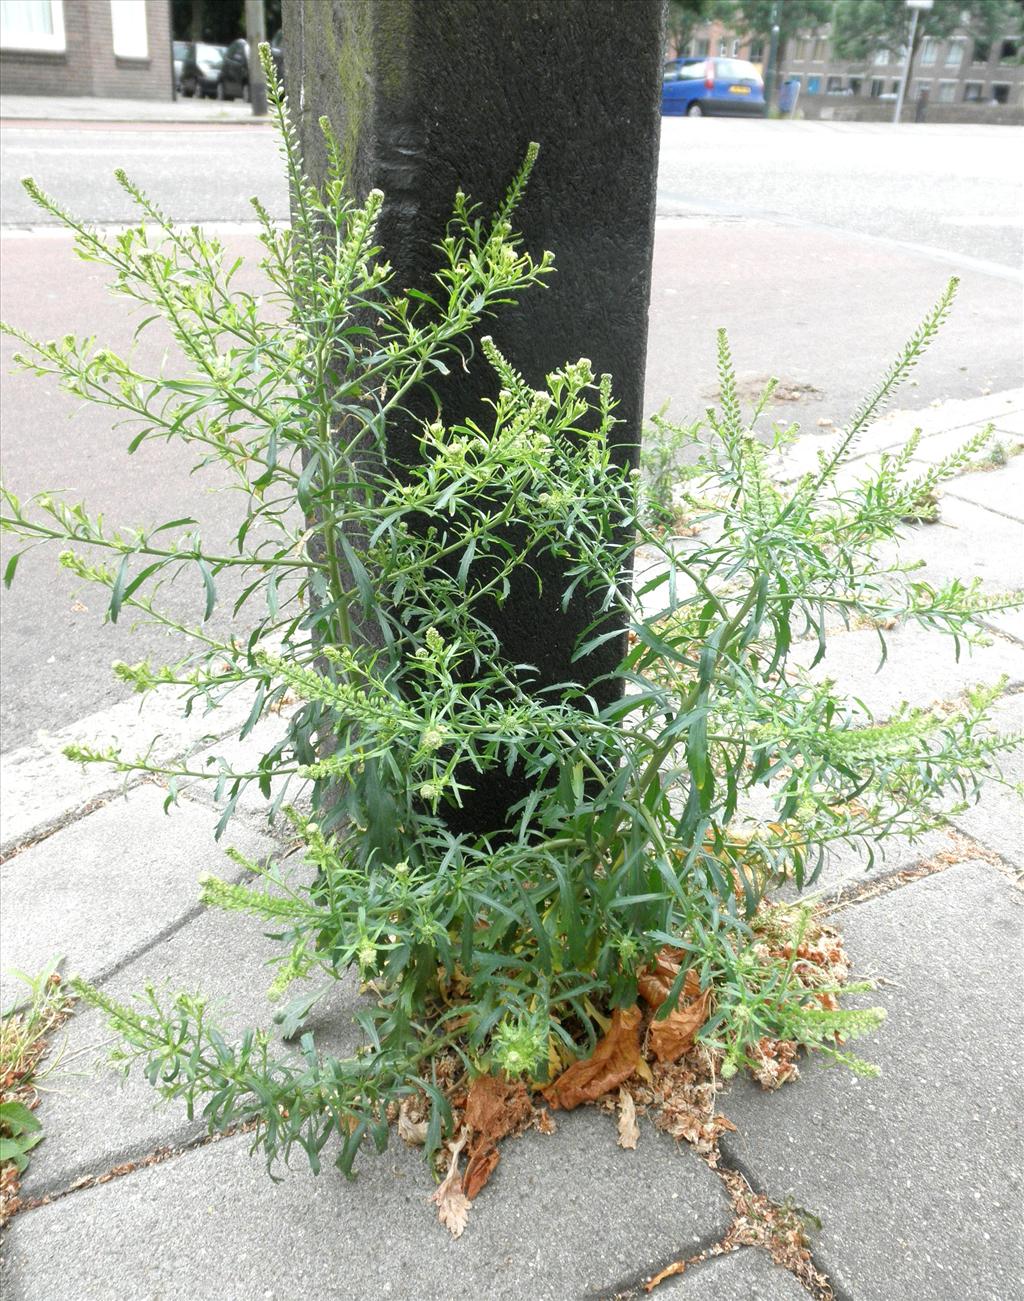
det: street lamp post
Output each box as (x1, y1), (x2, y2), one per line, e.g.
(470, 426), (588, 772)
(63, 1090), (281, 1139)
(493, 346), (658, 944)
(764, 1), (781, 112)
(893, 0), (933, 125)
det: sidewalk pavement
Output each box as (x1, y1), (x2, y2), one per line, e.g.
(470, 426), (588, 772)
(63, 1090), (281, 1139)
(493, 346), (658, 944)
(1, 390), (1022, 1299)
(0, 95), (266, 126)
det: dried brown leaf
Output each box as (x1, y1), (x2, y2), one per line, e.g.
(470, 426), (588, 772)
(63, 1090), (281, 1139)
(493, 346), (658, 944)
(616, 1087), (640, 1150)
(430, 1131), (471, 1238)
(639, 952), (712, 1064)
(649, 982), (712, 1064)
(542, 1006), (643, 1110)
(398, 1098), (429, 1147)
(645, 1259), (687, 1291)
(535, 1108), (556, 1135)
(459, 1074), (534, 1200)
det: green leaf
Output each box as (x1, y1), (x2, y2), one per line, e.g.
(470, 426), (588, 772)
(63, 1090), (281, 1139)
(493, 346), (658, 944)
(3, 550), (22, 589)
(0, 1100), (42, 1135)
(197, 558), (217, 621)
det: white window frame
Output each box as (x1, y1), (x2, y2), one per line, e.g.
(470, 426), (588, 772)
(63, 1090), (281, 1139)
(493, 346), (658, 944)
(945, 40), (964, 68)
(109, 0), (148, 60)
(920, 38), (939, 65)
(936, 80), (957, 103)
(0, 0), (66, 53)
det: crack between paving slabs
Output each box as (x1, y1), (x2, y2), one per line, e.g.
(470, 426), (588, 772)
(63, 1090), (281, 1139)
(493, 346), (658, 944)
(828, 829), (1020, 917)
(598, 1145), (847, 1301)
(11, 1120), (259, 1222)
(0, 704), (271, 864)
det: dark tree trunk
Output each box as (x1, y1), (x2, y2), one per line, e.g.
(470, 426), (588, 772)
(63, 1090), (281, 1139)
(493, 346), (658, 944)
(285, 0), (664, 833)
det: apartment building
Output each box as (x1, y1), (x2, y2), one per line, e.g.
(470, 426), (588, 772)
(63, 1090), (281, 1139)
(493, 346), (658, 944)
(783, 27), (1023, 121)
(0, 0), (173, 100)
(674, 17), (1023, 123)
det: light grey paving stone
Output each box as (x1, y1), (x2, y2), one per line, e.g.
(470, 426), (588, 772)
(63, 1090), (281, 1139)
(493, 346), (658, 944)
(774, 827), (954, 905)
(20, 901), (364, 1199)
(0, 686), (258, 854)
(891, 495), (1024, 644)
(0, 788), (274, 1010)
(770, 393), (1024, 482)
(993, 409), (1024, 438)
(177, 710), (312, 823)
(719, 862), (1024, 1301)
(945, 453), (1024, 523)
(659, 1248), (808, 1299)
(790, 623), (1024, 720)
(857, 390), (1024, 450)
(905, 421), (1018, 468)
(950, 693), (1024, 869)
(2, 1110), (732, 1301)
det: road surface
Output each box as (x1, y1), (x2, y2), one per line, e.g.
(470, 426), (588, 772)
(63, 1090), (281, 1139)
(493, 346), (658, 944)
(1, 115), (1021, 747)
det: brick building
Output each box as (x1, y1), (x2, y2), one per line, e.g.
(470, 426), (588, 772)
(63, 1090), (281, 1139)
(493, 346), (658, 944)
(782, 26), (1023, 123)
(0, 0), (173, 100)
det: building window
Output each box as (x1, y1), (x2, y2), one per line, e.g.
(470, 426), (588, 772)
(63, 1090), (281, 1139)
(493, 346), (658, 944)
(999, 39), (1019, 63)
(920, 39), (938, 65)
(972, 40), (991, 64)
(890, 80), (901, 95)
(913, 79), (932, 98)
(873, 48), (890, 66)
(825, 75), (844, 93)
(748, 39), (764, 61)
(937, 80), (956, 103)
(812, 39), (828, 61)
(991, 82), (1011, 104)
(848, 76), (863, 95)
(718, 39), (727, 56)
(694, 38), (709, 57)
(869, 78), (885, 97)
(792, 39), (806, 61)
(0, 0), (65, 51)
(110, 0), (147, 60)
(963, 81), (984, 101)
(945, 40), (964, 68)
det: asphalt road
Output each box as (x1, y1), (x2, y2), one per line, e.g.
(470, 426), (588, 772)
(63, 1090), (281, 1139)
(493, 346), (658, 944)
(1, 116), (1021, 749)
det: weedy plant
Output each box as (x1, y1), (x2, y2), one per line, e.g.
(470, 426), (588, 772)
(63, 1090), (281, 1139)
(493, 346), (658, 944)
(1, 48), (1019, 1184)
(1, 956), (71, 1216)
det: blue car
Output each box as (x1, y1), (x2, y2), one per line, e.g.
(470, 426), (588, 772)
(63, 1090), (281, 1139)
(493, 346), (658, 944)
(662, 57), (766, 117)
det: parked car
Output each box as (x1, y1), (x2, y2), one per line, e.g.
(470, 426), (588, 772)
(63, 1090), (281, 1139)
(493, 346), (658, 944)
(173, 40), (188, 93)
(661, 57), (765, 117)
(180, 43), (226, 99)
(219, 32), (284, 100)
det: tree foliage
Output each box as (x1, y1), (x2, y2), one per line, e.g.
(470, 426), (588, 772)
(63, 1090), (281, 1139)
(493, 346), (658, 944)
(712, 0), (833, 48)
(832, 0), (1016, 62)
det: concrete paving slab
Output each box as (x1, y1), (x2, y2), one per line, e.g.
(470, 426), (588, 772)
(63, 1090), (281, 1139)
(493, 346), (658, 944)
(946, 453), (1024, 522)
(856, 390), (1024, 451)
(950, 693), (1024, 868)
(0, 788), (273, 1009)
(659, 1248), (808, 1299)
(791, 623), (1024, 720)
(903, 420), (1018, 468)
(775, 828), (954, 905)
(0, 685), (258, 854)
(891, 496), (1024, 643)
(769, 393), (1024, 484)
(178, 710), (311, 823)
(719, 862), (1024, 1301)
(21, 904), (363, 1199)
(2, 1108), (732, 1301)
(992, 409), (1024, 438)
